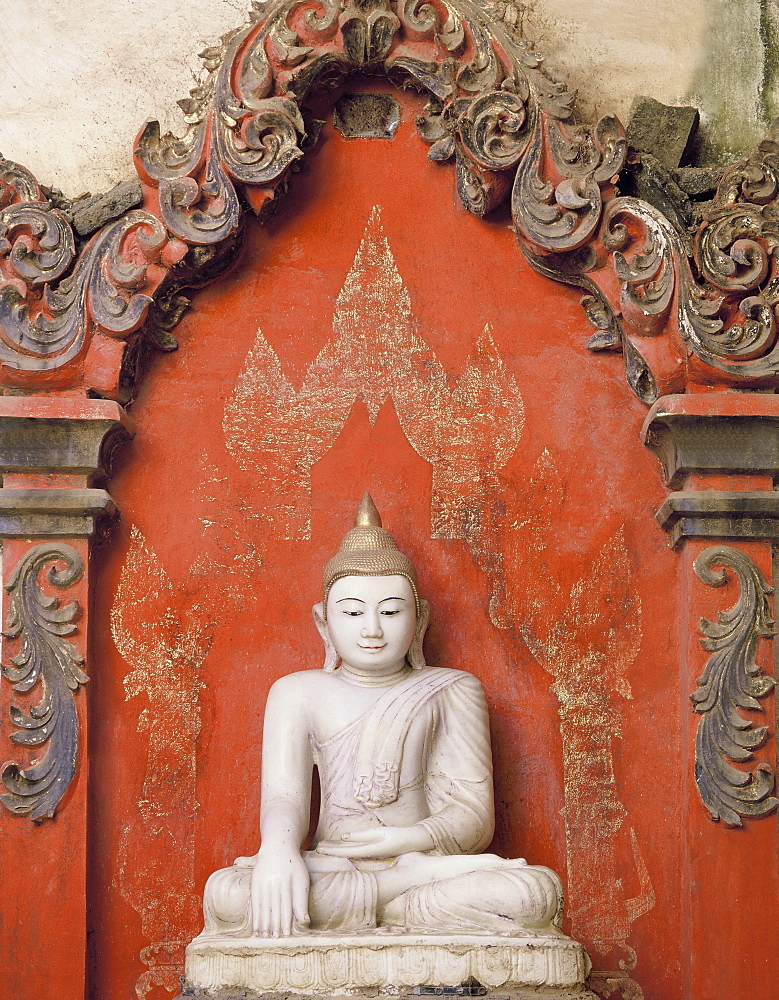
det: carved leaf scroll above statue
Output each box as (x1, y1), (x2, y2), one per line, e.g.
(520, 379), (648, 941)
(0, 0), (624, 400)
(1, 0), (778, 408)
(524, 122), (779, 403)
(0, 158), (188, 394)
(134, 0), (624, 240)
(185, 494), (593, 996)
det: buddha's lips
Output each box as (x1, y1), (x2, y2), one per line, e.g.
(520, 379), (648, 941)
(359, 644), (386, 650)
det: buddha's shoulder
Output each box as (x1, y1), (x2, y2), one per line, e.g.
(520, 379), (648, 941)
(425, 666), (485, 692)
(267, 669), (340, 699)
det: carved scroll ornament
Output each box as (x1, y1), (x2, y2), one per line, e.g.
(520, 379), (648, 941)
(0, 159), (188, 395)
(526, 126), (779, 402)
(0, 0), (625, 397)
(1, 543), (86, 821)
(692, 546), (778, 827)
(134, 0), (625, 242)
(0, 0), (778, 405)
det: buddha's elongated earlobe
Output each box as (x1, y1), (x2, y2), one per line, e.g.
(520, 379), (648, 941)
(313, 603), (340, 671)
(407, 600), (430, 669)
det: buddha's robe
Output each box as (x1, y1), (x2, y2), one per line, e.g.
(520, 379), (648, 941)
(203, 667), (563, 936)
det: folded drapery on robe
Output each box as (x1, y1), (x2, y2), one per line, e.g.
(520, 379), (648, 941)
(351, 667), (463, 807)
(310, 667), (494, 856)
(204, 852), (563, 935)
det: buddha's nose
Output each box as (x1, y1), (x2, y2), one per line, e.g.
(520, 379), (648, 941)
(361, 613), (383, 637)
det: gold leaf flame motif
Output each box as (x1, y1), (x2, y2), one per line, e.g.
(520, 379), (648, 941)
(223, 205), (525, 539)
(111, 527), (210, 999)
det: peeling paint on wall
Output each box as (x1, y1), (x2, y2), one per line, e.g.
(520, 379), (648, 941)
(545, 533), (653, 965)
(223, 205), (524, 540)
(187, 457), (264, 604)
(110, 526), (211, 999)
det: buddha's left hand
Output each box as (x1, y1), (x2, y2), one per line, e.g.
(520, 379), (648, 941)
(316, 825), (435, 859)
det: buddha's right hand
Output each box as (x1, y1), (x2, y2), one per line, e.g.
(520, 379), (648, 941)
(250, 847), (310, 937)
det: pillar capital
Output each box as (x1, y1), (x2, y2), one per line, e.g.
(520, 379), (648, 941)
(0, 396), (131, 487)
(643, 393), (779, 546)
(642, 392), (779, 490)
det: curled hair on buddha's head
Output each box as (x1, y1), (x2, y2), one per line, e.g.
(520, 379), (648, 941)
(321, 493), (421, 618)
(317, 492), (428, 669)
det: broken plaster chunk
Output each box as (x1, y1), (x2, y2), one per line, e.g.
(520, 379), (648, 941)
(671, 164), (724, 197)
(626, 95), (700, 170)
(631, 152), (693, 234)
(71, 178), (143, 237)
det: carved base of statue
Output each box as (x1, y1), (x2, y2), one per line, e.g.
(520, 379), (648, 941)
(184, 930), (594, 997)
(185, 853), (592, 995)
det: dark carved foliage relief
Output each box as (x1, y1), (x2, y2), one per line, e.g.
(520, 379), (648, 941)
(0, 158), (186, 389)
(0, 544), (86, 821)
(0, 0), (630, 397)
(134, 0), (625, 244)
(692, 546), (778, 827)
(0, 0), (778, 405)
(533, 124), (779, 402)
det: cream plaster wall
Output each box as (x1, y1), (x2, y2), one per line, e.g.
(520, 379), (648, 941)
(530, 0), (778, 166)
(0, 0), (776, 198)
(0, 0), (247, 197)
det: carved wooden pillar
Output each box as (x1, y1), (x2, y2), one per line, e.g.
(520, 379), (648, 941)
(643, 392), (779, 1000)
(0, 397), (130, 1000)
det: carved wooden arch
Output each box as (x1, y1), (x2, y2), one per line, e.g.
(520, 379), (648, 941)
(1, 0), (778, 405)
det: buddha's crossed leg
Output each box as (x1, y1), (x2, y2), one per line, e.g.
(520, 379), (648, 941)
(203, 851), (562, 936)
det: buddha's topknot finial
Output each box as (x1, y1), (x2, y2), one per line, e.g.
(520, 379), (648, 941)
(355, 492), (382, 528)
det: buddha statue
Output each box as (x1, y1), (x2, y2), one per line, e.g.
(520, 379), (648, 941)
(187, 495), (592, 996)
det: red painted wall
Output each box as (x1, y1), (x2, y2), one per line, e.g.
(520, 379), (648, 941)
(82, 82), (777, 1000)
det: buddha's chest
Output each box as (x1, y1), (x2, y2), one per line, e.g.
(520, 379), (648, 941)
(308, 676), (425, 744)
(311, 694), (436, 785)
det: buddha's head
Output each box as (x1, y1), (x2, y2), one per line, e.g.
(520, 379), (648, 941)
(313, 494), (430, 673)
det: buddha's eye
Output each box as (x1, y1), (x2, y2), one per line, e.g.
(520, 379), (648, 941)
(343, 610), (363, 616)
(381, 609), (401, 616)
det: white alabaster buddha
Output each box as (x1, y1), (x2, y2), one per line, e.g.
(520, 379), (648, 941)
(202, 494), (564, 939)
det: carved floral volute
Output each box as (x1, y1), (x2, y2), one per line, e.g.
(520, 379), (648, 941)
(134, 0), (624, 242)
(528, 120), (779, 402)
(0, 159), (188, 396)
(0, 0), (633, 399)
(0, 0), (773, 412)
(0, 1), (778, 403)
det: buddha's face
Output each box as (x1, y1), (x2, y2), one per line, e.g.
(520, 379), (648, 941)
(325, 574), (417, 676)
